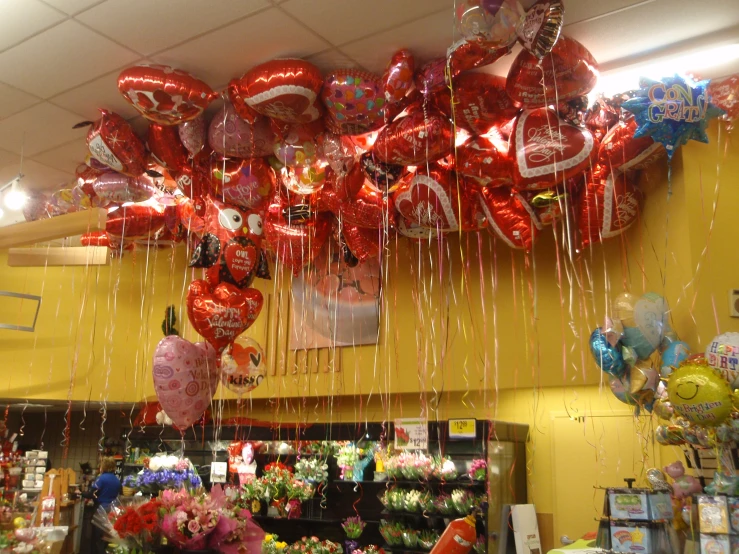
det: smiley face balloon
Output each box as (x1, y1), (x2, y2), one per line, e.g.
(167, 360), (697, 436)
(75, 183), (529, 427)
(668, 363), (736, 426)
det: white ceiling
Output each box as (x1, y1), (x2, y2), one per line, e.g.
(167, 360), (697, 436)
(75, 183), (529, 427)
(0, 0), (736, 224)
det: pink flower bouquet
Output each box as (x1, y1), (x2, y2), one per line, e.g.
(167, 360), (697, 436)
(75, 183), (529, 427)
(161, 487), (224, 549)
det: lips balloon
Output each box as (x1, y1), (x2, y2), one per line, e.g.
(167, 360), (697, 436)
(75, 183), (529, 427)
(210, 158), (275, 209)
(393, 168), (461, 231)
(106, 204), (166, 240)
(264, 205), (332, 274)
(147, 123), (189, 171)
(186, 280), (263, 353)
(322, 69), (386, 135)
(93, 173), (157, 204)
(86, 110), (147, 176)
(118, 65), (216, 125)
(507, 36), (599, 108)
(456, 134), (513, 188)
(479, 187), (539, 250)
(579, 170), (642, 248)
(512, 107), (596, 190)
(229, 59), (323, 123)
(208, 101), (275, 158)
(152, 335), (218, 429)
(373, 109), (452, 165)
(598, 118), (665, 173)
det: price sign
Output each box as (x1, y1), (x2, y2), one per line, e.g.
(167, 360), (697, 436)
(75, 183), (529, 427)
(449, 418), (477, 439)
(210, 462), (227, 484)
(394, 418), (428, 451)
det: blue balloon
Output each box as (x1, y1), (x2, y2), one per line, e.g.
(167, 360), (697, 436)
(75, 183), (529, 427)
(661, 340), (690, 377)
(622, 326), (657, 360)
(622, 75), (724, 160)
(589, 328), (626, 376)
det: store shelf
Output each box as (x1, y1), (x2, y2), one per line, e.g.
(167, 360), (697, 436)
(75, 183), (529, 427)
(381, 544), (432, 553)
(332, 479), (485, 487)
(252, 515), (341, 524)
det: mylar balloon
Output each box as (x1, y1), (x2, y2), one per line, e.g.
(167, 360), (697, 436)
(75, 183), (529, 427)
(152, 336), (218, 429)
(208, 101), (275, 158)
(516, 0), (564, 58)
(86, 110), (147, 176)
(220, 336), (266, 394)
(705, 332), (739, 388)
(507, 36), (598, 108)
(579, 171), (641, 248)
(230, 59), (323, 123)
(106, 205), (165, 240)
(457, 134), (513, 188)
(322, 69), (386, 134)
(93, 173), (157, 204)
(148, 123), (189, 171)
(395, 213), (440, 240)
(456, 0), (523, 48)
(321, 182), (388, 230)
(186, 280), (263, 354)
(708, 74), (739, 130)
(373, 108), (452, 165)
(342, 224), (381, 263)
(178, 113), (207, 157)
(478, 187), (538, 250)
(598, 118), (664, 174)
(118, 65), (216, 125)
(382, 49), (415, 104)
(589, 327), (626, 376)
(624, 292), (671, 360)
(263, 205), (332, 274)
(668, 364), (735, 426)
(360, 152), (404, 189)
(512, 108), (596, 190)
(210, 158), (275, 209)
(662, 341), (691, 377)
(394, 168), (461, 231)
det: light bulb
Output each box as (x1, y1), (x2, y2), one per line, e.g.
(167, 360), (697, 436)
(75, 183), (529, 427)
(4, 189), (27, 210)
(0, 207), (4, 219)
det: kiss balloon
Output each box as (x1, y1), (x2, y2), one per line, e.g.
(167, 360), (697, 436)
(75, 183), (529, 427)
(220, 335), (267, 394)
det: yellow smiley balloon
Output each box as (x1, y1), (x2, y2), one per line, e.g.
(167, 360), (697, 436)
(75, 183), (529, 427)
(13, 517), (26, 529)
(668, 363), (734, 426)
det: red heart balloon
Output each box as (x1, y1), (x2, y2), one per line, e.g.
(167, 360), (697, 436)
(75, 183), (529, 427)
(264, 205), (332, 274)
(373, 109), (452, 165)
(118, 65), (216, 125)
(223, 241), (257, 283)
(512, 107), (596, 190)
(598, 118), (665, 173)
(342, 224), (381, 263)
(230, 59), (323, 123)
(147, 123), (189, 171)
(324, 163), (365, 203)
(320, 182), (388, 230)
(86, 110), (147, 176)
(394, 213), (440, 241)
(479, 187), (539, 250)
(186, 280), (263, 353)
(708, 75), (739, 128)
(579, 170), (642, 248)
(322, 69), (386, 135)
(106, 204), (165, 240)
(507, 36), (599, 108)
(209, 158), (276, 209)
(393, 167), (461, 231)
(433, 74), (519, 134)
(457, 134), (513, 188)
(80, 231), (111, 247)
(382, 49), (415, 104)
(208, 101), (276, 158)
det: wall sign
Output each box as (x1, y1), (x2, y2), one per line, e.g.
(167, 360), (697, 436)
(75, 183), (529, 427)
(394, 418), (428, 451)
(449, 418), (477, 439)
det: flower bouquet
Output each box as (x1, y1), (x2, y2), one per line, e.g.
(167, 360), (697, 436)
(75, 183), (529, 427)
(398, 452), (432, 480)
(401, 528), (419, 548)
(473, 534), (486, 554)
(285, 536), (341, 554)
(418, 490), (434, 513)
(380, 489), (404, 512)
(379, 520), (404, 546)
(434, 493), (456, 515)
(384, 456), (402, 480)
(262, 462), (293, 504)
(342, 516), (366, 539)
(262, 533), (287, 554)
(403, 490), (422, 513)
(239, 475), (266, 514)
(92, 498), (162, 552)
(418, 529), (440, 550)
(207, 505), (265, 554)
(352, 547), (385, 554)
(0, 529), (39, 554)
(160, 487), (222, 550)
(469, 458), (487, 481)
(451, 489), (476, 516)
(294, 457), (329, 486)
(432, 456), (459, 481)
(132, 456), (201, 494)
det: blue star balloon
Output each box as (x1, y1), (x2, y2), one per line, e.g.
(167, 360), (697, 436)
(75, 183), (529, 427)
(622, 75), (725, 160)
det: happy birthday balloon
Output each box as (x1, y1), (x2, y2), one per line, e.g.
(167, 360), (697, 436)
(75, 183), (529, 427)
(152, 336), (218, 429)
(220, 335), (266, 394)
(668, 364), (735, 426)
(705, 332), (739, 388)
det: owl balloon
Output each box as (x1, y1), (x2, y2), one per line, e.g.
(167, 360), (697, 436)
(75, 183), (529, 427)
(189, 196), (270, 289)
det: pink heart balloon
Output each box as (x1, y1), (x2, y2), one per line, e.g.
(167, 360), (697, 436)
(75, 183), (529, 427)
(152, 336), (218, 430)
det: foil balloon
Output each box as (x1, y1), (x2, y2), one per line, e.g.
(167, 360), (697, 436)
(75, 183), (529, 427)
(622, 293), (671, 360)
(622, 75), (725, 160)
(609, 371), (654, 408)
(188, 196), (268, 290)
(705, 332), (739, 388)
(589, 327), (626, 376)
(360, 152), (404, 190)
(321, 69), (386, 134)
(86, 109), (147, 176)
(382, 49), (415, 104)
(393, 168), (461, 231)
(653, 399), (675, 421)
(152, 336), (218, 430)
(186, 279), (263, 354)
(373, 108), (452, 165)
(320, 182), (387, 230)
(276, 162), (326, 196)
(668, 364), (735, 426)
(148, 123), (189, 171)
(210, 158), (275, 209)
(516, 0), (564, 58)
(478, 187), (538, 250)
(80, 231), (111, 247)
(433, 74), (519, 134)
(598, 118), (665, 173)
(229, 59), (323, 123)
(342, 225), (381, 263)
(93, 173), (157, 204)
(579, 171), (641, 248)
(662, 341), (691, 378)
(178, 113), (207, 157)
(507, 36), (599, 108)
(318, 133), (358, 176)
(395, 214), (440, 241)
(208, 101), (275, 158)
(457, 134), (513, 188)
(456, 0), (523, 48)
(521, 189), (568, 227)
(324, 163), (365, 203)
(220, 336), (267, 394)
(655, 424), (685, 446)
(263, 205), (332, 274)
(512, 108), (596, 190)
(118, 65), (216, 125)
(23, 190), (49, 222)
(106, 204), (165, 240)
(708, 74), (739, 130)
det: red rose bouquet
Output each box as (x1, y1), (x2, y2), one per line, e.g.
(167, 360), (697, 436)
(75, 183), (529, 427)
(93, 499), (162, 551)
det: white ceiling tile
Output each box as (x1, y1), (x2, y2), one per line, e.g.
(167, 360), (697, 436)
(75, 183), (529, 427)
(0, 0), (66, 53)
(0, 20), (140, 98)
(0, 158), (73, 192)
(151, 8), (331, 86)
(76, 0), (271, 56)
(29, 137), (87, 174)
(0, 103), (88, 156)
(340, 10), (455, 74)
(305, 49), (361, 73)
(0, 83), (42, 120)
(41, 0), (106, 15)
(563, 0), (651, 25)
(280, 0), (450, 47)
(49, 70), (142, 120)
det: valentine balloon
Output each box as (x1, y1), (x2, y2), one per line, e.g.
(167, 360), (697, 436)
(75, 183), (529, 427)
(230, 59), (323, 123)
(208, 101), (275, 158)
(382, 49), (415, 104)
(80, 231), (110, 247)
(374, 109), (452, 166)
(210, 158), (275, 209)
(662, 341), (690, 378)
(478, 187), (538, 250)
(705, 332), (739, 388)
(395, 214), (440, 240)
(186, 280), (263, 354)
(360, 152), (404, 190)
(589, 327), (626, 376)
(512, 108), (596, 190)
(273, 136), (318, 168)
(188, 196), (267, 290)
(394, 167), (461, 231)
(598, 118), (665, 173)
(322, 69), (386, 134)
(318, 133), (358, 176)
(276, 162), (326, 196)
(93, 173), (157, 204)
(147, 123), (189, 170)
(23, 190), (49, 222)
(342, 225), (381, 263)
(324, 163), (365, 203)
(118, 65), (216, 125)
(520, 189), (569, 227)
(456, 0), (522, 48)
(178, 113), (207, 157)
(622, 75), (725, 160)
(516, 0), (564, 58)
(668, 364), (735, 426)
(106, 204), (165, 240)
(86, 109), (147, 176)
(220, 336), (267, 394)
(507, 36), (599, 108)
(579, 171), (641, 248)
(152, 336), (218, 429)
(457, 134), (513, 188)
(264, 205), (332, 274)
(708, 74), (739, 130)
(321, 182), (388, 230)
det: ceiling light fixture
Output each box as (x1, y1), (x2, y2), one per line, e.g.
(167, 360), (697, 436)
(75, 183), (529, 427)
(0, 174), (26, 211)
